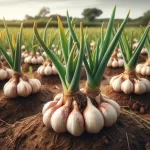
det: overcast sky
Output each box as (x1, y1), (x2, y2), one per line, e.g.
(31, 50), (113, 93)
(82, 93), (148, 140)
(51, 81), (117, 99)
(0, 0), (149, 20)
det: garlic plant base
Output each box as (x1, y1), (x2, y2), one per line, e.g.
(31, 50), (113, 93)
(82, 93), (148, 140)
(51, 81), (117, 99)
(43, 91), (120, 136)
(110, 72), (150, 95)
(3, 74), (41, 98)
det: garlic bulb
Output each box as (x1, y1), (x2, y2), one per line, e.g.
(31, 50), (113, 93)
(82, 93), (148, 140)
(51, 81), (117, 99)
(52, 65), (57, 75)
(134, 79), (146, 94)
(118, 59), (124, 67)
(139, 78), (150, 92)
(44, 65), (53, 75)
(107, 59), (112, 67)
(54, 93), (63, 101)
(5, 68), (13, 79)
(28, 79), (41, 93)
(37, 56), (44, 64)
(37, 65), (45, 76)
(17, 79), (32, 97)
(101, 95), (120, 117)
(0, 69), (8, 80)
(111, 76), (123, 92)
(67, 101), (84, 136)
(43, 98), (63, 128)
(42, 101), (58, 114)
(51, 100), (71, 132)
(83, 97), (104, 133)
(4, 80), (18, 98)
(110, 75), (120, 86)
(99, 102), (117, 126)
(117, 52), (122, 58)
(141, 48), (148, 54)
(136, 64), (143, 74)
(121, 79), (133, 94)
(112, 59), (118, 68)
(24, 55), (44, 65)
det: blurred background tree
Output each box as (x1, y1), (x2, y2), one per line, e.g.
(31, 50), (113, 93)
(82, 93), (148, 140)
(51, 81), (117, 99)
(82, 8), (103, 21)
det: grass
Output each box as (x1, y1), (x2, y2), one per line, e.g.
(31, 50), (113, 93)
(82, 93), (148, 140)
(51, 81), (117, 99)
(0, 27), (149, 50)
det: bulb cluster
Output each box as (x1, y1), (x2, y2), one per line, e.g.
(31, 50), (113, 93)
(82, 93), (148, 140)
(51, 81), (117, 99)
(37, 61), (57, 76)
(107, 49), (124, 68)
(136, 62), (150, 76)
(42, 92), (120, 136)
(110, 72), (150, 94)
(24, 53), (44, 65)
(4, 72), (41, 98)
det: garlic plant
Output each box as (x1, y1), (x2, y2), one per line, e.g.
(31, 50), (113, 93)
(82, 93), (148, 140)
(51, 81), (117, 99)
(110, 26), (150, 94)
(107, 48), (124, 68)
(136, 27), (150, 76)
(0, 20), (41, 98)
(24, 34), (44, 65)
(35, 6), (129, 136)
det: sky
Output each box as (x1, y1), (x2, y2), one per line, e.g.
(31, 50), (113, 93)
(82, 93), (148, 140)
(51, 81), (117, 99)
(0, 0), (149, 20)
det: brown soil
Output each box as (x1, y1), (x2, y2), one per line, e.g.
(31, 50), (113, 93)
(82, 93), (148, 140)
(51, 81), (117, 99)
(0, 110), (149, 150)
(0, 87), (53, 124)
(104, 67), (124, 76)
(22, 63), (41, 72)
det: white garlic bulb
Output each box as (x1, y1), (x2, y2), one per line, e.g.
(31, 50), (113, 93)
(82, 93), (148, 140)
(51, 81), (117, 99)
(111, 76), (123, 92)
(136, 64), (143, 74)
(28, 79), (41, 93)
(4, 81), (18, 98)
(0, 69), (8, 80)
(121, 79), (133, 94)
(134, 79), (146, 94)
(67, 101), (84, 136)
(99, 102), (117, 127)
(83, 97), (104, 133)
(17, 79), (32, 97)
(112, 59), (118, 68)
(51, 100), (71, 132)
(44, 65), (53, 75)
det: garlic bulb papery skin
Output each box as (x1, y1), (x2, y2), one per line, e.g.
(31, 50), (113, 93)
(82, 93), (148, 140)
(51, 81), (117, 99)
(42, 101), (58, 114)
(52, 65), (58, 75)
(51, 100), (71, 133)
(139, 78), (150, 92)
(24, 56), (32, 64)
(134, 79), (146, 94)
(5, 68), (13, 79)
(4, 80), (18, 98)
(31, 57), (38, 64)
(118, 59), (124, 67)
(44, 65), (53, 75)
(121, 79), (133, 94)
(83, 97), (104, 133)
(0, 69), (8, 80)
(136, 64), (143, 74)
(17, 79), (32, 97)
(99, 103), (117, 127)
(38, 66), (46, 76)
(146, 66), (150, 75)
(37, 56), (44, 64)
(28, 79), (41, 93)
(111, 76), (123, 92)
(112, 59), (119, 68)
(117, 52), (122, 58)
(43, 98), (63, 128)
(141, 48), (148, 54)
(67, 101), (84, 136)
(107, 59), (112, 67)
(54, 93), (63, 101)
(141, 66), (147, 75)
(110, 75), (120, 86)
(101, 94), (120, 117)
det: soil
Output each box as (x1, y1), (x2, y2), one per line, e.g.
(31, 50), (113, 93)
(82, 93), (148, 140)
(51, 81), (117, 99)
(0, 87), (54, 124)
(0, 110), (149, 150)
(0, 63), (149, 149)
